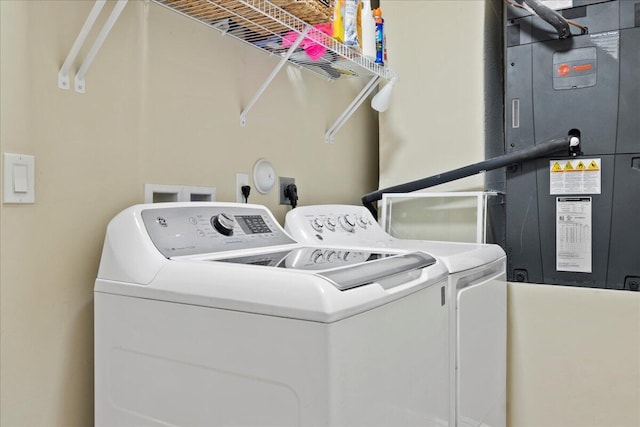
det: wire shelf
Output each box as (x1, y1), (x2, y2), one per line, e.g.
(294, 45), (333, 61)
(151, 0), (394, 81)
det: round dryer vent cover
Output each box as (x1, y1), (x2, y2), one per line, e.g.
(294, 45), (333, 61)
(253, 159), (276, 194)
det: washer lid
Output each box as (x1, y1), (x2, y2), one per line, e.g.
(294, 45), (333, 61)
(215, 248), (436, 291)
(96, 251), (447, 323)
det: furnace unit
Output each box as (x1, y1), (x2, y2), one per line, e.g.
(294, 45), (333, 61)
(503, 0), (640, 290)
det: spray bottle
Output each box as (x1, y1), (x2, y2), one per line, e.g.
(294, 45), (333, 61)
(360, 0), (376, 60)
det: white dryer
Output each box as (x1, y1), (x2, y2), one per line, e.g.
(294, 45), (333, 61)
(95, 202), (451, 426)
(285, 204), (507, 427)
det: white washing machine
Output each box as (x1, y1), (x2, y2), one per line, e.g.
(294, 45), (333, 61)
(95, 202), (452, 426)
(285, 205), (507, 427)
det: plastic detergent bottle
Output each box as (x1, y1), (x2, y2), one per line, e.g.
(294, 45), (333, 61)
(356, 0), (363, 48)
(344, 0), (359, 47)
(373, 7), (384, 64)
(332, 0), (345, 43)
(361, 0), (376, 60)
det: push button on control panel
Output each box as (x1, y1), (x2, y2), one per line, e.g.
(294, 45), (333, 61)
(357, 216), (370, 228)
(243, 215), (272, 234)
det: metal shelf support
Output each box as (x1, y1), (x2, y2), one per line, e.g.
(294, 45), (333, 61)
(58, 0), (107, 90)
(240, 26), (310, 127)
(75, 0), (129, 93)
(325, 75), (381, 144)
(58, 0), (128, 93)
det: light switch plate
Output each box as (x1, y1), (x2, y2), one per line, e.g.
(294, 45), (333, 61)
(4, 153), (35, 204)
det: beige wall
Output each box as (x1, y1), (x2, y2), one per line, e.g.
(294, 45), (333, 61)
(0, 1), (378, 425)
(508, 283), (640, 427)
(378, 0), (491, 192)
(380, 1), (640, 426)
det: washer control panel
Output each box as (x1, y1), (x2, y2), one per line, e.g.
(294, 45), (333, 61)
(141, 205), (295, 258)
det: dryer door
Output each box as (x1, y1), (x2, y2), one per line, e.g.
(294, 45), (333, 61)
(455, 261), (507, 427)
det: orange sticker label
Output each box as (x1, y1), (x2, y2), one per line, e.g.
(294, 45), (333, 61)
(573, 64), (593, 72)
(557, 64), (570, 76)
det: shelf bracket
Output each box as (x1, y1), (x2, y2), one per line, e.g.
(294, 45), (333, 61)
(58, 0), (128, 93)
(75, 0), (128, 93)
(240, 26), (310, 127)
(325, 75), (381, 144)
(211, 18), (231, 35)
(58, 0), (107, 90)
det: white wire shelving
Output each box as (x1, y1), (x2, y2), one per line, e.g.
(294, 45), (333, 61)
(153, 0), (393, 81)
(59, 0), (396, 142)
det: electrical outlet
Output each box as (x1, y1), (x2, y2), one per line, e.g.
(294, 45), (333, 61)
(236, 173), (249, 203)
(279, 177), (295, 205)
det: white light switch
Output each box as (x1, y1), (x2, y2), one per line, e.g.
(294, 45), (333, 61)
(4, 153), (35, 204)
(13, 164), (29, 193)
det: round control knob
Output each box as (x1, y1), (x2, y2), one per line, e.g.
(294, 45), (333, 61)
(325, 217), (337, 231)
(357, 216), (370, 228)
(311, 249), (324, 264)
(339, 215), (356, 232)
(311, 218), (324, 232)
(326, 251), (337, 262)
(211, 213), (234, 236)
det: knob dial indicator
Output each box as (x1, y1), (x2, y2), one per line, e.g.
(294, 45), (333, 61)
(325, 218), (337, 231)
(311, 218), (324, 232)
(339, 215), (356, 232)
(211, 213), (235, 236)
(311, 249), (325, 264)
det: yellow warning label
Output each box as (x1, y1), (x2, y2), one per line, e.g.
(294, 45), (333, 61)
(550, 158), (602, 195)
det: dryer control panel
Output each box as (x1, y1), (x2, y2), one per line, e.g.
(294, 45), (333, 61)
(285, 204), (393, 247)
(141, 205), (296, 258)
